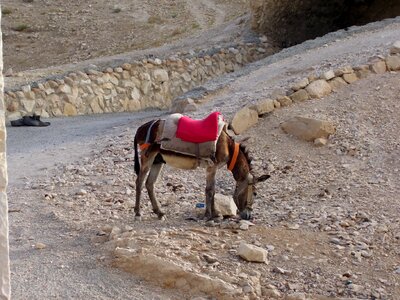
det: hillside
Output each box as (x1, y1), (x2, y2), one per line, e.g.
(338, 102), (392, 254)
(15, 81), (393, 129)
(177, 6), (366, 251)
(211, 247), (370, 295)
(4, 1), (400, 299)
(2, 0), (247, 72)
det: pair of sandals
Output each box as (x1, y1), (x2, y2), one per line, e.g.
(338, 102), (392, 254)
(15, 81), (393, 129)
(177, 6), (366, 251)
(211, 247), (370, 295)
(10, 115), (50, 127)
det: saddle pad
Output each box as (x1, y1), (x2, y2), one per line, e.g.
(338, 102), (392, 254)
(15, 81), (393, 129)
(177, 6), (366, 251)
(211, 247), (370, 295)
(176, 112), (221, 143)
(160, 113), (226, 158)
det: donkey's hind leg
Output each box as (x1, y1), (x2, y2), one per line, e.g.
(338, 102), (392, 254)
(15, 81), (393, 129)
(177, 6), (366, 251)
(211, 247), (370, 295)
(135, 152), (157, 219)
(146, 161), (165, 219)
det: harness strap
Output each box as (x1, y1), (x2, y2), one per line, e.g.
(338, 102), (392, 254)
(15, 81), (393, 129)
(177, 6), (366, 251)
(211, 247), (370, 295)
(228, 142), (240, 171)
(139, 120), (158, 151)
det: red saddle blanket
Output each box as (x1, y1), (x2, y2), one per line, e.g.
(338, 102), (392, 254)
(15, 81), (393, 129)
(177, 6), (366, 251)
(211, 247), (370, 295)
(176, 112), (221, 143)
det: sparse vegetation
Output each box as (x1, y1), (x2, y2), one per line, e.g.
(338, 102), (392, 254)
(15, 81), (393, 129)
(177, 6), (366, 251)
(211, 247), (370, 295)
(112, 7), (122, 13)
(147, 15), (164, 25)
(170, 27), (185, 37)
(191, 22), (200, 29)
(12, 24), (30, 32)
(2, 8), (13, 16)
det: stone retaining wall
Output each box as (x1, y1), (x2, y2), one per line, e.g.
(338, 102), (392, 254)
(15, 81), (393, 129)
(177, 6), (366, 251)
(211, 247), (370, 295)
(5, 43), (272, 121)
(230, 41), (400, 134)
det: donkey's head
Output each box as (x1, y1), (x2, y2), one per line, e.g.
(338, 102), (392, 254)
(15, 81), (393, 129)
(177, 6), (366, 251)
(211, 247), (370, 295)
(233, 173), (270, 220)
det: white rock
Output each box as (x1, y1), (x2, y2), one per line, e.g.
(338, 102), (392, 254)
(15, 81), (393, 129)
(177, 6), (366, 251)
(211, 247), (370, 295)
(390, 41), (400, 55)
(281, 116), (336, 141)
(305, 79), (332, 98)
(250, 98), (275, 115)
(230, 107), (258, 135)
(237, 242), (269, 263)
(214, 193), (237, 217)
(34, 243), (47, 250)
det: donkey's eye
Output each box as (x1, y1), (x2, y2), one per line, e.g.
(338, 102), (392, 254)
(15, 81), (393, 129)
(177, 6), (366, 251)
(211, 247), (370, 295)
(253, 192), (257, 197)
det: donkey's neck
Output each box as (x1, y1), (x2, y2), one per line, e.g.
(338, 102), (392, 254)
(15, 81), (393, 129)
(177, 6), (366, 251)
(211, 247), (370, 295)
(228, 140), (252, 182)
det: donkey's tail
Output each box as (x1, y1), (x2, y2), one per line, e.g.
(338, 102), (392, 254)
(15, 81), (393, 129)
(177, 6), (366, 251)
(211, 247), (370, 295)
(134, 134), (140, 175)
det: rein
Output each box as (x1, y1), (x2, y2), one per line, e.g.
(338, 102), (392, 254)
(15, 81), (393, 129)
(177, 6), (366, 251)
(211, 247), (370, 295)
(228, 142), (240, 171)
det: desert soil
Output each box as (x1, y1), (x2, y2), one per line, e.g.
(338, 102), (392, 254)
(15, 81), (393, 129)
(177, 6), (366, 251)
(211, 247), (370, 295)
(4, 1), (400, 299)
(1, 0), (247, 72)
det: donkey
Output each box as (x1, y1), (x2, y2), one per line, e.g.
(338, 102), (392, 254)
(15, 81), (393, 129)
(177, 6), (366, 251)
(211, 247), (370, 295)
(133, 113), (269, 221)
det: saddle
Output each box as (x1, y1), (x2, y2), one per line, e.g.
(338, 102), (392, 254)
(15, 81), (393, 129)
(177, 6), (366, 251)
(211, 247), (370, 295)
(160, 112), (225, 159)
(176, 111), (221, 143)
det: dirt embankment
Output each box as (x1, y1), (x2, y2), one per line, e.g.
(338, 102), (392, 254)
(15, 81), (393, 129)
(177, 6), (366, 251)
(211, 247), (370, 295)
(2, 0), (247, 72)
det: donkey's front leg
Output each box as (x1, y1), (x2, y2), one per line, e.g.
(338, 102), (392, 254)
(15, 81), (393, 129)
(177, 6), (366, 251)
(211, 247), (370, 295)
(205, 166), (220, 220)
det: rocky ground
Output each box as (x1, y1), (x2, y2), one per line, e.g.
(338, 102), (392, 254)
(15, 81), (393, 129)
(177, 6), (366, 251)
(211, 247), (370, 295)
(5, 1), (400, 299)
(20, 65), (400, 299)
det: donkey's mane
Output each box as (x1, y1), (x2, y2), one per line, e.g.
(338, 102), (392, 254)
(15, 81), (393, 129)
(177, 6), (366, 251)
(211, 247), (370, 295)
(239, 143), (253, 173)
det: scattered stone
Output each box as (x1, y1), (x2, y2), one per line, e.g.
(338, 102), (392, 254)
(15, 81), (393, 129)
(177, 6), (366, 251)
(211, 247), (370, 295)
(321, 70), (335, 80)
(370, 60), (387, 74)
(291, 78), (309, 91)
(290, 89), (309, 102)
(281, 116), (336, 141)
(76, 189), (87, 196)
(314, 137), (328, 146)
(389, 41), (400, 55)
(34, 242), (47, 250)
(386, 55), (400, 71)
(273, 266), (292, 275)
(342, 72), (359, 84)
(328, 77), (348, 91)
(250, 98), (275, 115)
(277, 96), (293, 107)
(334, 65), (354, 76)
(230, 107), (258, 135)
(214, 193), (237, 217)
(305, 79), (332, 98)
(237, 242), (269, 263)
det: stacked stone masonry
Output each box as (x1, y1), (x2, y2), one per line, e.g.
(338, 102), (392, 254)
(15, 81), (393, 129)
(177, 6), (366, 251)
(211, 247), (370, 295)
(230, 42), (400, 134)
(5, 44), (271, 121)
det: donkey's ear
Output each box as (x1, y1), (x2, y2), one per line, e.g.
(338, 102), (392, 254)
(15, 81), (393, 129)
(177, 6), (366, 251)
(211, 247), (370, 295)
(256, 174), (270, 183)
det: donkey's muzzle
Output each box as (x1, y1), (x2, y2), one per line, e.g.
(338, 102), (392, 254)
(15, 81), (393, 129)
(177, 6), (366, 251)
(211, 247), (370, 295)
(240, 209), (252, 220)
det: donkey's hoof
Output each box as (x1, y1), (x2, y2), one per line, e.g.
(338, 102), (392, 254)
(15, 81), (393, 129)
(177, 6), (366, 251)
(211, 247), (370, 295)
(135, 215), (143, 222)
(159, 215), (167, 221)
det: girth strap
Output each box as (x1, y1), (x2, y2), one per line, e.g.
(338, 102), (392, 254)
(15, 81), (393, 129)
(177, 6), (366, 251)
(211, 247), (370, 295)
(228, 142), (240, 171)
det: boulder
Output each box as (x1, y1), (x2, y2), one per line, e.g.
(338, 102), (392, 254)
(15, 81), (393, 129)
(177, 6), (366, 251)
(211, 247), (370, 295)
(281, 116), (335, 141)
(321, 70), (335, 80)
(305, 79), (332, 98)
(328, 77), (347, 91)
(170, 97), (195, 113)
(214, 194), (237, 217)
(277, 96), (293, 107)
(250, 98), (275, 115)
(370, 60), (387, 74)
(289, 89), (309, 102)
(291, 78), (309, 91)
(386, 55), (400, 71)
(237, 242), (269, 263)
(342, 73), (359, 83)
(230, 107), (258, 135)
(389, 41), (400, 55)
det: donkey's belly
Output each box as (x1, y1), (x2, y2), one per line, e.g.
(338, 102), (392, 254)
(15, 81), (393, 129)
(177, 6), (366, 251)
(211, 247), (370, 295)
(161, 153), (198, 169)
